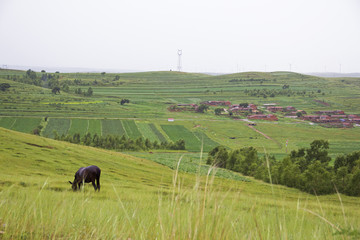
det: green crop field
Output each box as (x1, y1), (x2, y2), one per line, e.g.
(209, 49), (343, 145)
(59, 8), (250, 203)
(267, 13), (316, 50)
(0, 117), (16, 129)
(10, 117), (42, 134)
(101, 119), (126, 136)
(67, 119), (89, 136)
(88, 119), (102, 136)
(136, 122), (160, 142)
(42, 118), (71, 138)
(149, 123), (167, 142)
(161, 125), (204, 152)
(0, 117), (41, 134)
(122, 120), (142, 139)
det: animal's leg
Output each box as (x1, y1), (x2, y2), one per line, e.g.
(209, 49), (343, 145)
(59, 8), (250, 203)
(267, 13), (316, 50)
(91, 180), (97, 191)
(96, 176), (100, 191)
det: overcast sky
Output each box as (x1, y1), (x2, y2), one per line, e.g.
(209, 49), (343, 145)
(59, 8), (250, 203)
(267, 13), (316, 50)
(0, 0), (359, 73)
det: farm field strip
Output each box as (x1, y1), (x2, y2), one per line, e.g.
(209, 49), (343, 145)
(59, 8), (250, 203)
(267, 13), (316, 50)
(67, 119), (89, 136)
(149, 123), (167, 142)
(121, 120), (142, 139)
(161, 125), (202, 152)
(42, 118), (71, 138)
(0, 117), (16, 131)
(193, 130), (220, 152)
(101, 119), (126, 137)
(11, 117), (42, 134)
(0, 117), (42, 134)
(0, 117), (16, 129)
(136, 122), (160, 142)
(88, 119), (102, 136)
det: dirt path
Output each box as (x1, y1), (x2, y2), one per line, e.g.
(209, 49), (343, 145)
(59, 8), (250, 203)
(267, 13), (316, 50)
(247, 124), (283, 149)
(247, 125), (272, 139)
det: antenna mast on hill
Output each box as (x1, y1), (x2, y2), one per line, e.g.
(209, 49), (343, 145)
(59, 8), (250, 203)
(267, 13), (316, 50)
(177, 49), (182, 72)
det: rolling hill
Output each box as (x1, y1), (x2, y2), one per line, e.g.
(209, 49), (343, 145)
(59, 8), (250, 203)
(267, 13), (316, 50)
(0, 127), (359, 239)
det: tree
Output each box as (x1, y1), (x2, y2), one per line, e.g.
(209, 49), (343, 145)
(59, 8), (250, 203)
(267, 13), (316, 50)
(232, 147), (259, 176)
(301, 161), (334, 194)
(207, 146), (229, 168)
(72, 133), (81, 144)
(282, 84), (290, 89)
(306, 140), (331, 165)
(0, 83), (11, 91)
(62, 83), (70, 93)
(120, 99), (130, 105)
(214, 108), (223, 115)
(174, 139), (185, 150)
(75, 88), (82, 94)
(26, 69), (37, 80)
(196, 104), (209, 113)
(239, 103), (249, 107)
(145, 138), (152, 149)
(52, 86), (60, 94)
(86, 87), (93, 96)
(82, 133), (92, 146)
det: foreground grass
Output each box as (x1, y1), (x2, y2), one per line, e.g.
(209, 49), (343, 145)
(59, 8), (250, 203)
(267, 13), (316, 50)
(0, 128), (360, 239)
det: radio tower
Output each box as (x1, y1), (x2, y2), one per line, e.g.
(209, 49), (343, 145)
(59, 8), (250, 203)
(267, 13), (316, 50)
(177, 49), (182, 72)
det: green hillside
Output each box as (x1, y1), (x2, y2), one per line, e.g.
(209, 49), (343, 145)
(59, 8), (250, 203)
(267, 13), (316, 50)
(0, 128), (360, 239)
(1, 69), (360, 238)
(1, 69), (360, 156)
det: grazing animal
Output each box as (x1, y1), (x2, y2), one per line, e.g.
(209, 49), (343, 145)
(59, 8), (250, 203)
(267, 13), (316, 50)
(69, 165), (101, 191)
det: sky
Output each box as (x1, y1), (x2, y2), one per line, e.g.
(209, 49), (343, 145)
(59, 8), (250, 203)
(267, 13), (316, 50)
(0, 0), (359, 73)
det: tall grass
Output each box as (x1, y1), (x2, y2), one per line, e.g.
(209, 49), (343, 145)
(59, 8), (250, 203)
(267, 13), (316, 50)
(0, 169), (358, 239)
(0, 129), (359, 239)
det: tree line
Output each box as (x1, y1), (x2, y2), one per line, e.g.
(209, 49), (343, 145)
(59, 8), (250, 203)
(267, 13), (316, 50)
(51, 131), (186, 151)
(207, 140), (360, 196)
(243, 88), (322, 98)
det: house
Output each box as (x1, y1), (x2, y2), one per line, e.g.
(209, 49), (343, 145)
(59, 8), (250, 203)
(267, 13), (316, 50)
(314, 110), (345, 115)
(263, 103), (277, 107)
(248, 114), (278, 121)
(177, 104), (198, 110)
(267, 106), (284, 112)
(351, 118), (360, 123)
(201, 101), (231, 106)
(303, 115), (320, 121)
(248, 104), (258, 110)
(348, 115), (359, 119)
(284, 106), (296, 112)
(330, 115), (347, 119)
(319, 115), (333, 122)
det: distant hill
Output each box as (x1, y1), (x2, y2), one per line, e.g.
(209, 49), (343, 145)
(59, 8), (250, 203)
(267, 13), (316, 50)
(308, 72), (360, 78)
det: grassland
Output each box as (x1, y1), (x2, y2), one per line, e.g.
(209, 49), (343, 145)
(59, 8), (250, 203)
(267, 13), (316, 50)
(1, 69), (360, 156)
(1, 128), (360, 239)
(1, 69), (360, 238)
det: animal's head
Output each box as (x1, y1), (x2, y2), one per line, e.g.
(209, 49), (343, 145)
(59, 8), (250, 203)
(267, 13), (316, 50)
(68, 181), (77, 191)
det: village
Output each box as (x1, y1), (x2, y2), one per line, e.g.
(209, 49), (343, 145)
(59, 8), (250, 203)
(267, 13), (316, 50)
(169, 101), (360, 128)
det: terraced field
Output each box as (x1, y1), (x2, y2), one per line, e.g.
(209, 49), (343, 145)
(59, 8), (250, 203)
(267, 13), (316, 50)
(42, 118), (71, 138)
(161, 125), (204, 152)
(122, 120), (142, 139)
(0, 116), (220, 151)
(88, 119), (102, 136)
(67, 119), (88, 136)
(0, 117), (41, 134)
(101, 119), (126, 136)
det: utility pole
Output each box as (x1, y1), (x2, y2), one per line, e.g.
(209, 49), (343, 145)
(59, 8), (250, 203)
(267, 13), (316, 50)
(177, 50), (182, 72)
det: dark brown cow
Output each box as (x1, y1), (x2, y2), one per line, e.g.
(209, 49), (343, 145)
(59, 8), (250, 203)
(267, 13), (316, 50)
(69, 165), (101, 191)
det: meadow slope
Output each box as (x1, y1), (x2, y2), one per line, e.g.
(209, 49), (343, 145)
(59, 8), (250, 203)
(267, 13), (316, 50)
(0, 128), (360, 239)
